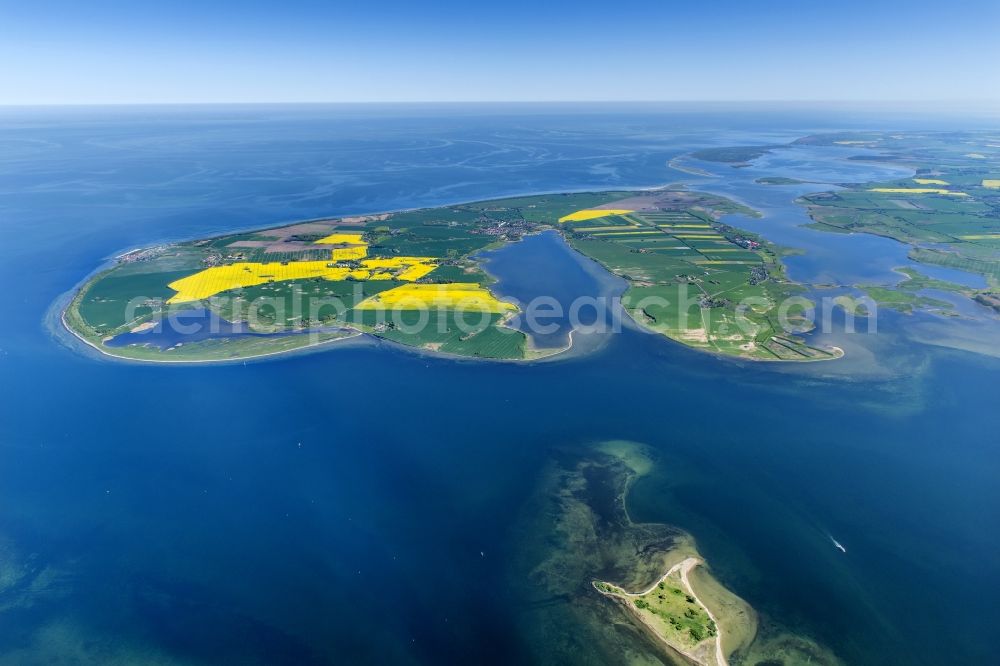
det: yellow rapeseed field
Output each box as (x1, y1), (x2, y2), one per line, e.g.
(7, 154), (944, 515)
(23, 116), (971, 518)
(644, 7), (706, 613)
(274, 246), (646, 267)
(354, 283), (516, 313)
(592, 230), (663, 236)
(360, 257), (427, 269)
(913, 178), (949, 185)
(559, 209), (635, 223)
(316, 232), (370, 260)
(959, 234), (1000, 240)
(330, 246), (369, 260)
(397, 263), (437, 281)
(355, 257), (440, 281)
(870, 188), (968, 196)
(569, 225), (641, 232)
(167, 255), (440, 303)
(168, 261), (353, 303)
(982, 179), (1000, 189)
(316, 232), (366, 245)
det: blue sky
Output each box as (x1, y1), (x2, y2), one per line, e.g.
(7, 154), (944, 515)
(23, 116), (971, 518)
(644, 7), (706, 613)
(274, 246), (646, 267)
(2, 0), (998, 104)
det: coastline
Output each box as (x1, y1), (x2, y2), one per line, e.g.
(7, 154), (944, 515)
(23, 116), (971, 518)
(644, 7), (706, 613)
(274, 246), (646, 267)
(55, 297), (367, 366)
(55, 284), (604, 367)
(668, 156), (718, 178)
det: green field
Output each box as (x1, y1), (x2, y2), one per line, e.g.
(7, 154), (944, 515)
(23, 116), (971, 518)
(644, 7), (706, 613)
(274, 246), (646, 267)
(856, 286), (954, 315)
(595, 572), (717, 648)
(560, 196), (839, 360)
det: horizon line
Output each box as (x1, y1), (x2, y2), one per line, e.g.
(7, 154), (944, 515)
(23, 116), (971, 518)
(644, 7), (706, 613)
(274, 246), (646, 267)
(3, 99), (1000, 109)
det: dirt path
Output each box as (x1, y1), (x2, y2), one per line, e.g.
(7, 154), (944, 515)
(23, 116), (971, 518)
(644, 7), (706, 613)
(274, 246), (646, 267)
(678, 558), (727, 666)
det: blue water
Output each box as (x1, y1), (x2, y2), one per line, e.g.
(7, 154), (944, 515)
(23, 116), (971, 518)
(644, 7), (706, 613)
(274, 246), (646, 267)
(105, 308), (266, 349)
(480, 230), (625, 350)
(1, 105), (999, 665)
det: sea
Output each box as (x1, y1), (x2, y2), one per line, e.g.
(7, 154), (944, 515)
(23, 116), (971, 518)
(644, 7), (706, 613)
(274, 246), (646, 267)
(0, 103), (998, 664)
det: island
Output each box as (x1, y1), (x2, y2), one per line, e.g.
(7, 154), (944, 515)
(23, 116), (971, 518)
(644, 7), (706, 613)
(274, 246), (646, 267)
(513, 440), (842, 665)
(755, 176), (809, 186)
(688, 146), (777, 168)
(62, 188), (842, 363)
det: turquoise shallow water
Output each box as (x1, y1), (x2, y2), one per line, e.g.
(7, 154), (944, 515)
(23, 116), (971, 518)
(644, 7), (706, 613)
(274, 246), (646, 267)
(0, 105), (998, 664)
